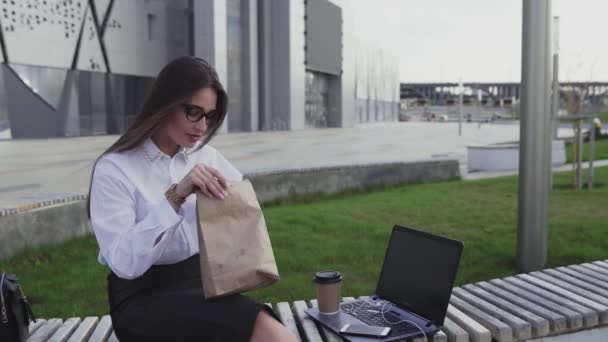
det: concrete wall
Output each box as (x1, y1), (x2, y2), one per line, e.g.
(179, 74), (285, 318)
(0, 201), (90, 260)
(0, 159), (460, 259)
(467, 140), (566, 172)
(249, 160), (460, 203)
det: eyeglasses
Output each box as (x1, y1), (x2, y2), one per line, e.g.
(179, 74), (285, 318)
(181, 103), (218, 123)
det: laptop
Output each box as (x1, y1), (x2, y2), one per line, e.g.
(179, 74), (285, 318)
(305, 225), (463, 341)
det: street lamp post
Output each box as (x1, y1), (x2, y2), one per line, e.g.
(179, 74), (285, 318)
(517, 0), (552, 272)
(552, 16), (560, 140)
(549, 16), (560, 189)
(458, 79), (463, 136)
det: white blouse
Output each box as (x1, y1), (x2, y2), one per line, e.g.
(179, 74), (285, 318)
(90, 138), (243, 279)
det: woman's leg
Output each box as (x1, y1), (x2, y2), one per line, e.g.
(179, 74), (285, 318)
(250, 310), (298, 342)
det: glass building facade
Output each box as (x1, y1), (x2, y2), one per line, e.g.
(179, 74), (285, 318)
(226, 0), (244, 132)
(305, 71), (330, 128)
(0, 0), (398, 140)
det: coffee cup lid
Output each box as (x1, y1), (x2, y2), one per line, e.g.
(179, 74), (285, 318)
(314, 270), (342, 284)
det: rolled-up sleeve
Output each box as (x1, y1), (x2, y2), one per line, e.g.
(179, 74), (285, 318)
(90, 160), (184, 279)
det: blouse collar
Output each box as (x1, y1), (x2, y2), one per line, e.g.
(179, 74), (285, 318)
(141, 137), (190, 164)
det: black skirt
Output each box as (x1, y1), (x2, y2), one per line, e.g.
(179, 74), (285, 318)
(107, 254), (279, 342)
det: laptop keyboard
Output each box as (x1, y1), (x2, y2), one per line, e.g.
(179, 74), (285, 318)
(339, 300), (420, 336)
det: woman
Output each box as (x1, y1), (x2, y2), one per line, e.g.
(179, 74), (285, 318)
(88, 56), (296, 341)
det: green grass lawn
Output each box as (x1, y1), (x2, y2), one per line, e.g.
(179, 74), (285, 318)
(2, 167), (608, 319)
(565, 136), (608, 163)
(598, 112), (608, 123)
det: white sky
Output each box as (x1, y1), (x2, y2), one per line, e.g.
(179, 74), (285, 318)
(351, 0), (607, 83)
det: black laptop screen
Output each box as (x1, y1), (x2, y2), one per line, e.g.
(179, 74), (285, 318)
(375, 225), (463, 326)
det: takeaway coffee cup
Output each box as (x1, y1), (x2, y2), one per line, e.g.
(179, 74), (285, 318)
(314, 270), (342, 314)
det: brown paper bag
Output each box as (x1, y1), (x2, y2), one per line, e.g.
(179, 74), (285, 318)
(196, 179), (280, 299)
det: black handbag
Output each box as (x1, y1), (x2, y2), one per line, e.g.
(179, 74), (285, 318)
(0, 272), (36, 342)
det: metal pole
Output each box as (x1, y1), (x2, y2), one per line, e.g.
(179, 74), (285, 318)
(571, 123), (577, 187)
(576, 119), (583, 189)
(517, 0), (552, 272)
(549, 17), (560, 190)
(589, 116), (595, 190)
(477, 89), (483, 125)
(458, 79), (463, 136)
(551, 17), (560, 139)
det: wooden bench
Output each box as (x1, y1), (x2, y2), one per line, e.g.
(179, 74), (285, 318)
(27, 260), (608, 341)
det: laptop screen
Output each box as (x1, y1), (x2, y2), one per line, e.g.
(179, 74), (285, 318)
(375, 225), (463, 326)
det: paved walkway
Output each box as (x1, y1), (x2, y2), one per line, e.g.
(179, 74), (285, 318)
(0, 122), (581, 210)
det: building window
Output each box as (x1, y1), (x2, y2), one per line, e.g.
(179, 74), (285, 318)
(305, 71), (330, 128)
(147, 13), (156, 40)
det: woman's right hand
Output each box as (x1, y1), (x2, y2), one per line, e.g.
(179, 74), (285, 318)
(175, 164), (229, 200)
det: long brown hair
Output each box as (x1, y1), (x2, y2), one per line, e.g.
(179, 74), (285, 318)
(86, 56), (228, 217)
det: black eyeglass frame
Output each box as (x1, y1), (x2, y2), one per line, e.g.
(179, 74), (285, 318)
(180, 103), (218, 123)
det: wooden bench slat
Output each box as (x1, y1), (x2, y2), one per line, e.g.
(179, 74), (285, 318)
(453, 287), (530, 340)
(309, 299), (343, 342)
(432, 330), (448, 342)
(449, 295), (512, 342)
(48, 317), (81, 342)
(25, 259), (608, 342)
(275, 302), (302, 342)
(568, 265), (608, 283)
(534, 271), (608, 303)
(581, 263), (608, 277)
(66, 317), (98, 342)
(292, 300), (324, 342)
(87, 315), (112, 342)
(592, 260), (608, 270)
(558, 266), (608, 291)
(27, 318), (63, 342)
(446, 304), (491, 342)
(499, 277), (595, 328)
(462, 284), (549, 337)
(546, 268), (608, 295)
(476, 281), (567, 334)
(518, 274), (608, 323)
(490, 278), (583, 330)
(28, 319), (47, 336)
(440, 316), (469, 342)
(569, 264), (608, 284)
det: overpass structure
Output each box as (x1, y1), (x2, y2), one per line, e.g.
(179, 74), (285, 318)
(401, 82), (608, 107)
